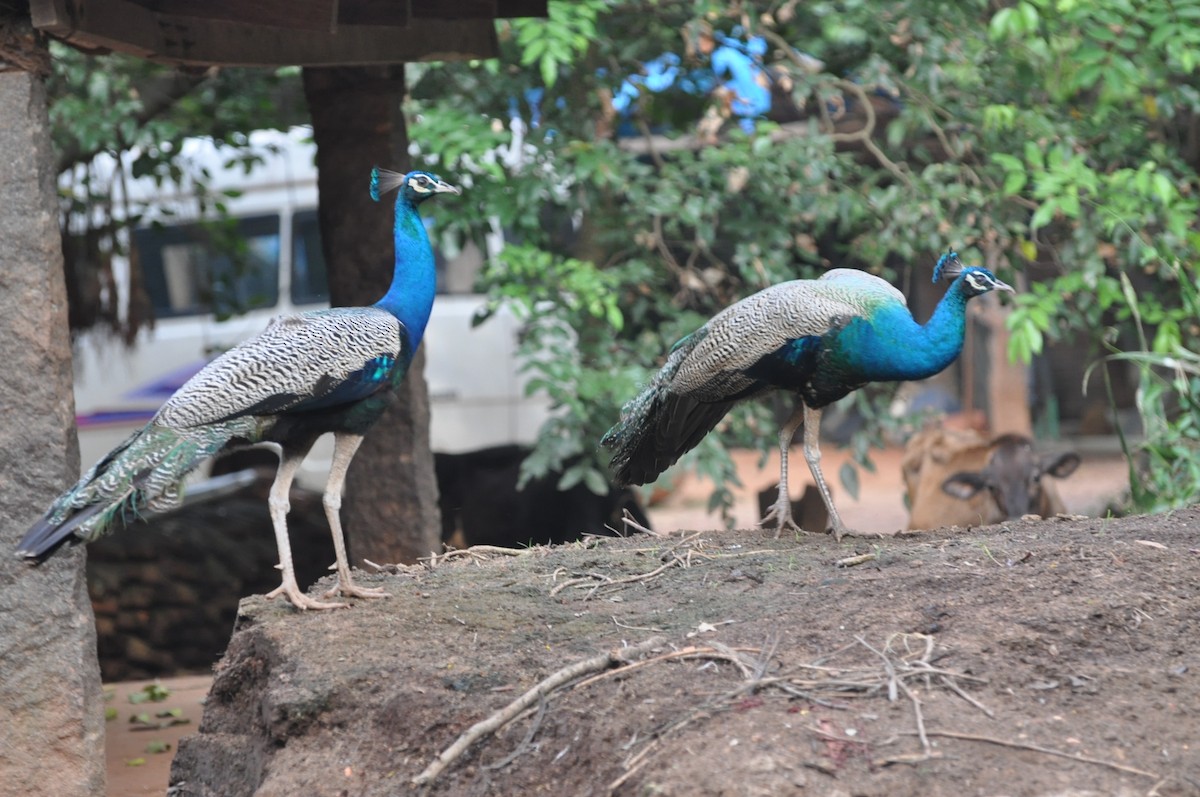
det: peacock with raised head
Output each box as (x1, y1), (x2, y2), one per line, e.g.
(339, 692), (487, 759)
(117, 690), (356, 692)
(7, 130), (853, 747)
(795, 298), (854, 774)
(17, 168), (460, 610)
(601, 251), (1014, 540)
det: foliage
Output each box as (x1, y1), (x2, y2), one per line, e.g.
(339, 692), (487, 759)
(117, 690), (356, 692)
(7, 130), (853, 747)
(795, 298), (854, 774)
(407, 0), (1200, 518)
(1085, 267), (1200, 514)
(48, 43), (306, 342)
(986, 0), (1200, 511)
(475, 243), (629, 494)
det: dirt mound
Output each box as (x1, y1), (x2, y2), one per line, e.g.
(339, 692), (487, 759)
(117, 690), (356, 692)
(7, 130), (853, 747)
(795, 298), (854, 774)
(170, 508), (1200, 796)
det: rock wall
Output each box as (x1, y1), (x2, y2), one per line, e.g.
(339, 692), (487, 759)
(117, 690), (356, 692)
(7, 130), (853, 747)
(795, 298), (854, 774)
(87, 488), (334, 682)
(0, 24), (106, 797)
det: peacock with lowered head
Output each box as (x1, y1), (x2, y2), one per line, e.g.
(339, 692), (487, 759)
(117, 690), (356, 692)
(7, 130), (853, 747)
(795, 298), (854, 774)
(601, 251), (1014, 540)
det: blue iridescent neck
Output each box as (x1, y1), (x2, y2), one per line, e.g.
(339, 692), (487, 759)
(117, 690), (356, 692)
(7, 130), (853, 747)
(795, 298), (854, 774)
(840, 276), (972, 381)
(373, 195), (437, 346)
(912, 280), (972, 375)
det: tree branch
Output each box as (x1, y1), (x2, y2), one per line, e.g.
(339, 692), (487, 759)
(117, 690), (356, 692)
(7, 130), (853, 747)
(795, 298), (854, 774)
(55, 68), (212, 173)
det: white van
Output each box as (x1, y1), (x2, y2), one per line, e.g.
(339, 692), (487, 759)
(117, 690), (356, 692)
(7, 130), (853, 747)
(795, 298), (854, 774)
(69, 127), (549, 490)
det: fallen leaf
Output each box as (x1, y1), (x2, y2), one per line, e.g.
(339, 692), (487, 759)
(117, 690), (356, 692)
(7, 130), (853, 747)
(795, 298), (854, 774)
(1135, 540), (1168, 550)
(129, 683), (171, 704)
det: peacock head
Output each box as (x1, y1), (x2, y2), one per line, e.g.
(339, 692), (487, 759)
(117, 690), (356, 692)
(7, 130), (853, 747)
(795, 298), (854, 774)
(932, 250), (1014, 297)
(370, 168), (461, 205)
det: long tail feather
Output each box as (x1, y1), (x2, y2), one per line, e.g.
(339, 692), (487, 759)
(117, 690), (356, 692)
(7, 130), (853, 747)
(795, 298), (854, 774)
(603, 326), (740, 486)
(15, 419), (253, 563)
(602, 386), (734, 486)
(16, 503), (106, 561)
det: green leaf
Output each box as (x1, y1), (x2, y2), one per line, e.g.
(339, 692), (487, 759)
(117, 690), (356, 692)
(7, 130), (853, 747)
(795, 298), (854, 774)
(1030, 199), (1058, 229)
(1003, 170), (1028, 196)
(989, 7), (1015, 40)
(838, 462), (860, 501)
(540, 54), (558, 88)
(583, 467), (610, 496)
(1017, 2), (1040, 33)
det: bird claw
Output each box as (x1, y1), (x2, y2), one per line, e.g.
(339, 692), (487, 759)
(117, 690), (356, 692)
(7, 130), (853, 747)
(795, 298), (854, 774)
(265, 582), (349, 611)
(759, 502), (806, 539)
(322, 581), (390, 600)
(829, 524), (863, 542)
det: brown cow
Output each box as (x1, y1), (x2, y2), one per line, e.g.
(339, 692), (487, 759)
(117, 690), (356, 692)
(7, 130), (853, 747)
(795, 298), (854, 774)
(903, 427), (1081, 530)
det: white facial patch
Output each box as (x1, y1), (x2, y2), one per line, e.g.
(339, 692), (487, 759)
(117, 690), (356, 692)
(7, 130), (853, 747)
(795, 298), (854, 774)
(964, 272), (989, 291)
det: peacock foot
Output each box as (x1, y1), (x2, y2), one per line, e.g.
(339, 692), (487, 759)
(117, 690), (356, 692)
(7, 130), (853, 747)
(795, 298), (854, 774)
(322, 580), (391, 600)
(830, 524), (868, 542)
(760, 502), (807, 539)
(266, 581), (349, 611)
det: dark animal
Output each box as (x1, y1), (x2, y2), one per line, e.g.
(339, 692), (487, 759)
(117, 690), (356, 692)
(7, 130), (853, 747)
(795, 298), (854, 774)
(903, 427), (1080, 529)
(435, 445), (651, 549)
(17, 168), (460, 610)
(601, 252), (1013, 539)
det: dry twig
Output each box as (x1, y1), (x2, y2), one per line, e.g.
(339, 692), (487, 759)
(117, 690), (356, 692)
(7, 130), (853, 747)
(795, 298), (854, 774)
(422, 545), (533, 570)
(901, 730), (1160, 779)
(412, 637), (664, 787)
(549, 552), (691, 599)
(572, 644), (763, 691)
(615, 508), (662, 537)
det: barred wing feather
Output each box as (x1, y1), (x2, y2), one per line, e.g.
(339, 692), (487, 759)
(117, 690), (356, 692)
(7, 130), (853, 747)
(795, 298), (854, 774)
(672, 277), (897, 394)
(156, 307), (403, 429)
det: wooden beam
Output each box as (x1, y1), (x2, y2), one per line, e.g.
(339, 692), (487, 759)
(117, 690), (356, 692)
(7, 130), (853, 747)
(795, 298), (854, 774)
(337, 0), (409, 27)
(410, 1), (547, 20)
(31, 0), (500, 66)
(495, 0), (547, 17)
(132, 0), (338, 33)
(411, 0), (494, 20)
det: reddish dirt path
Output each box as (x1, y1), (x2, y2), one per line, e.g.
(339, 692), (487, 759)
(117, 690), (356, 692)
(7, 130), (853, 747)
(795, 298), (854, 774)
(644, 443), (1129, 534)
(104, 675), (209, 796)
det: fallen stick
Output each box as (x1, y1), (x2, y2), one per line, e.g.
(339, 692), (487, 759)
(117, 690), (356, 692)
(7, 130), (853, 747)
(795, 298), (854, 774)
(835, 552), (878, 568)
(412, 636), (665, 787)
(904, 730), (1160, 779)
(618, 508), (662, 536)
(571, 645), (763, 691)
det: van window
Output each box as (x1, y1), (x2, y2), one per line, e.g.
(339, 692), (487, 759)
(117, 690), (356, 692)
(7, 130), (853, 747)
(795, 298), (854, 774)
(138, 215), (281, 319)
(291, 209), (330, 306)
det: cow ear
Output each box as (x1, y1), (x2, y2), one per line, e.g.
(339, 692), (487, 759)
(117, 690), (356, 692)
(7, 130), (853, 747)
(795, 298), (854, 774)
(1043, 451), (1081, 479)
(942, 471), (987, 500)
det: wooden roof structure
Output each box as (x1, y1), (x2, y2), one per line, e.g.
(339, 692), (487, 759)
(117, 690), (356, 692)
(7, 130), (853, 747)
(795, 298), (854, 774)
(30, 0), (548, 66)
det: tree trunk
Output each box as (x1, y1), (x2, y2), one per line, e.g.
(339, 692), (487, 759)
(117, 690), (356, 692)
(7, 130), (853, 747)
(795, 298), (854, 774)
(0, 12), (105, 796)
(302, 65), (442, 565)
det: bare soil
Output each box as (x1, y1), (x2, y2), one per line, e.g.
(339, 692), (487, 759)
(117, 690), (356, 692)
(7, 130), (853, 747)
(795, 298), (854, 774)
(162, 499), (1200, 797)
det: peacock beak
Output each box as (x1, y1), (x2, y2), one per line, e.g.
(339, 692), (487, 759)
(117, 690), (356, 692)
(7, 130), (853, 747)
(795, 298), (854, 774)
(993, 277), (1015, 293)
(431, 179), (462, 196)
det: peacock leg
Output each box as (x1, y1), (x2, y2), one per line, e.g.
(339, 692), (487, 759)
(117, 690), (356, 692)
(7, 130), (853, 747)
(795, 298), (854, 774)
(760, 405), (806, 537)
(261, 443), (349, 610)
(800, 404), (852, 540)
(321, 432), (390, 600)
